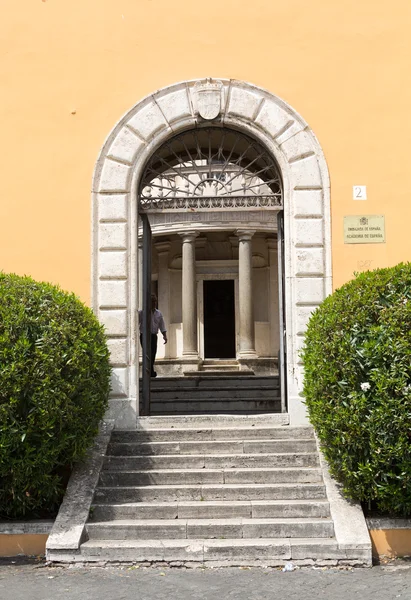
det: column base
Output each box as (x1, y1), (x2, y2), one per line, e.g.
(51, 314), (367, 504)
(181, 355), (200, 372)
(238, 356), (278, 375)
(238, 353), (257, 373)
(237, 351), (258, 360)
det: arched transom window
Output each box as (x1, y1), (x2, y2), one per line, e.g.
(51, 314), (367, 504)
(139, 127), (283, 211)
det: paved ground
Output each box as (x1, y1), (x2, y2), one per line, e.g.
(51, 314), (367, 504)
(1, 560), (411, 600)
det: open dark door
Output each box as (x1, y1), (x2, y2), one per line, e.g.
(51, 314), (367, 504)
(277, 211), (287, 412)
(204, 280), (236, 358)
(141, 213), (152, 416)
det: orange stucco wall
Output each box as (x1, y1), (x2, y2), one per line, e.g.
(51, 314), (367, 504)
(1, 0), (410, 303)
(369, 530), (411, 560)
(0, 534), (48, 557)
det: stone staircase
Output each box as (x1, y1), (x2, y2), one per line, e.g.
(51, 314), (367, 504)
(140, 376), (281, 415)
(79, 416), (368, 566)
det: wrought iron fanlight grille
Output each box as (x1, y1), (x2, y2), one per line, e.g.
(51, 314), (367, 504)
(139, 127), (282, 211)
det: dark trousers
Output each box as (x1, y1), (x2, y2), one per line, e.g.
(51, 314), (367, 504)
(140, 333), (158, 376)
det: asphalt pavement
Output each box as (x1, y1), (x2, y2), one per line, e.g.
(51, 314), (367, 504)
(1, 560), (411, 600)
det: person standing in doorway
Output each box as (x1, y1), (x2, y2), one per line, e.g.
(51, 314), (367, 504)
(139, 294), (167, 378)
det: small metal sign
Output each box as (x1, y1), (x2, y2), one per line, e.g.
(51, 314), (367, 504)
(344, 215), (385, 244)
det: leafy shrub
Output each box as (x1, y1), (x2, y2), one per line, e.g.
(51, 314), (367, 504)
(302, 263), (411, 516)
(0, 273), (111, 518)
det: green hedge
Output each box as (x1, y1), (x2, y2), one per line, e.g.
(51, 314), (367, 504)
(302, 263), (411, 516)
(0, 273), (111, 518)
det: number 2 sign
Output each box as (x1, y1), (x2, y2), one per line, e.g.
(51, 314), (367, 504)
(353, 185), (367, 200)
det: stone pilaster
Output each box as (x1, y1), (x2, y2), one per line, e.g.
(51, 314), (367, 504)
(267, 238), (280, 358)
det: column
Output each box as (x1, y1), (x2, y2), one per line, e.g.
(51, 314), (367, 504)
(236, 229), (257, 357)
(155, 241), (171, 359)
(267, 238), (280, 357)
(180, 231), (199, 359)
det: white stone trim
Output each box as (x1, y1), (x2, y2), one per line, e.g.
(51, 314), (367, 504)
(92, 79), (332, 428)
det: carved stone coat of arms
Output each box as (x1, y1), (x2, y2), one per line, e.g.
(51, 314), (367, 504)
(193, 79), (224, 121)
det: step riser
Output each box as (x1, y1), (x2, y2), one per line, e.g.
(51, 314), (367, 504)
(80, 540), (370, 565)
(86, 522), (334, 541)
(91, 502), (331, 521)
(81, 541), (372, 565)
(98, 469), (323, 487)
(94, 485), (327, 503)
(184, 371), (252, 377)
(201, 367), (239, 371)
(107, 440), (317, 456)
(103, 454), (319, 470)
(80, 540), (291, 563)
(243, 441), (316, 453)
(110, 427), (315, 443)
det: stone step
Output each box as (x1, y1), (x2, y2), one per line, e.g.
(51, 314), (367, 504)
(107, 439), (317, 457)
(86, 518), (335, 540)
(201, 365), (240, 372)
(203, 360), (240, 366)
(98, 467), (323, 487)
(147, 388), (279, 399)
(184, 370), (253, 377)
(94, 482), (327, 503)
(148, 401), (280, 414)
(90, 499), (331, 521)
(144, 376), (279, 390)
(80, 538), (361, 565)
(135, 414), (289, 428)
(103, 452), (320, 470)
(148, 409), (280, 416)
(110, 426), (314, 443)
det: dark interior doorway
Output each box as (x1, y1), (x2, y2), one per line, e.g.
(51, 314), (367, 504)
(204, 280), (236, 358)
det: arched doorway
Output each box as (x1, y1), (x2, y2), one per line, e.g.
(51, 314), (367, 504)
(92, 79), (331, 428)
(138, 126), (284, 414)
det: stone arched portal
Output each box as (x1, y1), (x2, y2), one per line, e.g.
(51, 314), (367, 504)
(92, 79), (331, 428)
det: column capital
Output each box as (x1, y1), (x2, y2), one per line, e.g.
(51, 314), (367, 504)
(235, 229), (256, 242)
(180, 230), (200, 244)
(154, 240), (172, 255)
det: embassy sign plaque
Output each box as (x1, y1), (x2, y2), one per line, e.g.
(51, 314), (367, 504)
(344, 215), (385, 244)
